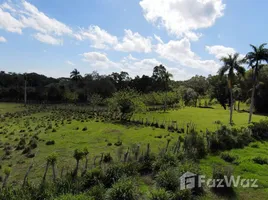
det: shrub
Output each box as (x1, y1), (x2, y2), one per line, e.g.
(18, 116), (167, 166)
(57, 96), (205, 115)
(153, 153), (177, 172)
(104, 163), (138, 187)
(29, 138), (38, 149)
(249, 120), (268, 140)
(173, 189), (192, 200)
(83, 168), (104, 189)
(46, 140), (55, 145)
(105, 178), (139, 200)
(155, 168), (179, 192)
(251, 143), (259, 148)
(87, 184), (106, 200)
(54, 194), (93, 200)
(184, 129), (207, 159)
(252, 157), (268, 165)
(212, 165), (234, 194)
(82, 127), (88, 131)
(103, 153), (113, 163)
(148, 188), (173, 200)
(220, 153), (238, 163)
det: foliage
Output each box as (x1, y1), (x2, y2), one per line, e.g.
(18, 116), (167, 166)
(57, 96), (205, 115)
(107, 89), (146, 120)
(105, 178), (139, 200)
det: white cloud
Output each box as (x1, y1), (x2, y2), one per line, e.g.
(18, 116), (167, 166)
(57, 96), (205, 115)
(115, 29), (152, 53)
(81, 51), (191, 80)
(33, 33), (63, 45)
(66, 60), (75, 66)
(0, 2), (16, 12)
(155, 38), (220, 74)
(205, 45), (242, 59)
(0, 7), (24, 33)
(21, 1), (72, 36)
(75, 25), (118, 49)
(0, 36), (7, 43)
(140, 0), (225, 40)
(154, 34), (163, 44)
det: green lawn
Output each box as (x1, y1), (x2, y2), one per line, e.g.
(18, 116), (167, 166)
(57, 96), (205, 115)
(136, 104), (266, 131)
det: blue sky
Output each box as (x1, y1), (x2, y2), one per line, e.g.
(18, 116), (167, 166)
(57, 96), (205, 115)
(0, 0), (267, 80)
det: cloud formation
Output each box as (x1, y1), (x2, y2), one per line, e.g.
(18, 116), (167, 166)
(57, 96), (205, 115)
(140, 0), (225, 40)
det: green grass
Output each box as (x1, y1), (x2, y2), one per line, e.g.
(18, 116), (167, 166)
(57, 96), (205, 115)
(200, 141), (268, 199)
(136, 104), (267, 131)
(0, 103), (25, 114)
(0, 103), (268, 199)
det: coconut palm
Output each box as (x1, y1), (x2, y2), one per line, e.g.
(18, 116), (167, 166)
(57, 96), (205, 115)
(70, 68), (82, 82)
(219, 53), (245, 125)
(245, 43), (268, 123)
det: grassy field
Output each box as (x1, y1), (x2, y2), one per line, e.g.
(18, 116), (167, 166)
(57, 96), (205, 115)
(136, 104), (266, 131)
(0, 103), (268, 199)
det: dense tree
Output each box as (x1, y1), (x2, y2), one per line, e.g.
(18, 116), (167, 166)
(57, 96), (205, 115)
(245, 44), (268, 123)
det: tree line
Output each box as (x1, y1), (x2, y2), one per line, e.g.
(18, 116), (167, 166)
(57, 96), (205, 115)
(1, 44), (268, 123)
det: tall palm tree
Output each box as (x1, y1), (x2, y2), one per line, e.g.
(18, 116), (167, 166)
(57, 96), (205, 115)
(163, 71), (173, 112)
(70, 69), (82, 82)
(245, 44), (268, 123)
(219, 53), (245, 125)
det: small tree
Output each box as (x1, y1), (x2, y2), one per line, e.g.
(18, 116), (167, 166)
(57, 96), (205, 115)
(73, 149), (85, 177)
(108, 89), (145, 121)
(89, 94), (102, 111)
(47, 153), (58, 182)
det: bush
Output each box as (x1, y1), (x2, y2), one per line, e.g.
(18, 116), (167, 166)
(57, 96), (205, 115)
(46, 140), (55, 145)
(104, 163), (138, 187)
(103, 153), (113, 163)
(252, 157), (268, 165)
(212, 165), (234, 194)
(83, 168), (104, 189)
(184, 129), (207, 159)
(155, 168), (179, 192)
(105, 178), (139, 200)
(54, 194), (93, 200)
(153, 153), (177, 172)
(249, 120), (268, 140)
(87, 184), (106, 200)
(148, 188), (173, 200)
(220, 153), (238, 163)
(173, 189), (192, 200)
(82, 127), (88, 131)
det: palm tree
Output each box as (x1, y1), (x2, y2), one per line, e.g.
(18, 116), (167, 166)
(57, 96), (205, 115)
(245, 44), (268, 123)
(70, 69), (82, 82)
(163, 71), (173, 112)
(219, 53), (245, 125)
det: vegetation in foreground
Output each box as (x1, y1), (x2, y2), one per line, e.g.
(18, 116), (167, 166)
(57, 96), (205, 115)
(0, 104), (268, 199)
